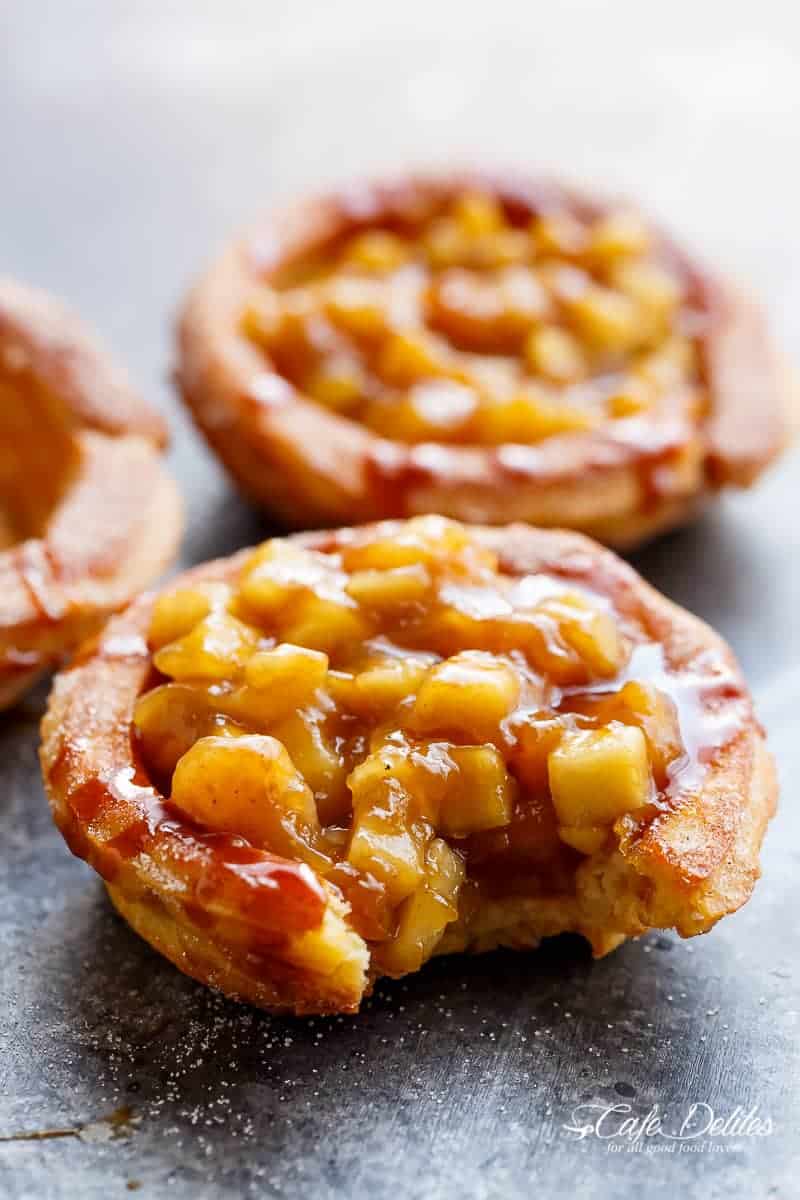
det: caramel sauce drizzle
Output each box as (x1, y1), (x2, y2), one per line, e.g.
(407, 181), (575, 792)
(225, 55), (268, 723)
(89, 527), (750, 953)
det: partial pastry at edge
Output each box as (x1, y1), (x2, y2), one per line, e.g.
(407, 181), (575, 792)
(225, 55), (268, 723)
(40, 516), (776, 1015)
(0, 278), (183, 707)
(177, 170), (788, 548)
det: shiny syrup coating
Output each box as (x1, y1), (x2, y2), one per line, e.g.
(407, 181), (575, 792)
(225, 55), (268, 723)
(103, 519), (751, 959)
(44, 576), (328, 950)
(242, 181), (711, 515)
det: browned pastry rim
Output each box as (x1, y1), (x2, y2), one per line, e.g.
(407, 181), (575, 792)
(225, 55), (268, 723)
(40, 522), (776, 1015)
(0, 278), (183, 707)
(177, 170), (788, 547)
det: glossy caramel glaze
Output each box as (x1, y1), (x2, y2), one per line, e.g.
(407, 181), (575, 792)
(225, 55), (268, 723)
(0, 278), (183, 708)
(41, 520), (777, 1014)
(177, 171), (789, 546)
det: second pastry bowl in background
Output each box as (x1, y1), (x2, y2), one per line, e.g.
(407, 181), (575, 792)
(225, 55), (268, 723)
(177, 169), (789, 548)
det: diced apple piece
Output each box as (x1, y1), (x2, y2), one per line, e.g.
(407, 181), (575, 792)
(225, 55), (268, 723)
(405, 513), (477, 557)
(510, 611), (588, 685)
(326, 861), (395, 941)
(417, 601), (493, 661)
(547, 723), (652, 827)
(348, 742), (450, 824)
(424, 835), (466, 904)
(282, 907), (369, 982)
(453, 192), (505, 236)
(148, 582), (232, 650)
(509, 712), (566, 793)
(471, 391), (593, 444)
(531, 212), (588, 258)
(607, 382), (654, 418)
(170, 734), (325, 866)
(411, 651), (520, 740)
(341, 535), (424, 573)
(611, 260), (681, 338)
(380, 838), (465, 974)
(346, 563), (432, 610)
(425, 195), (525, 267)
(152, 612), (260, 682)
(304, 357), (366, 412)
(347, 821), (426, 906)
(238, 542), (332, 621)
(542, 593), (628, 679)
(281, 591), (372, 656)
(134, 683), (226, 781)
(245, 642), (328, 695)
(261, 292), (334, 378)
(240, 289), (281, 346)
(564, 284), (641, 354)
(342, 230), (408, 272)
(524, 325), (587, 383)
(586, 211), (651, 263)
(341, 516), (473, 572)
(270, 708), (349, 826)
(215, 643), (329, 727)
(477, 231), (532, 269)
(438, 745), (516, 836)
(423, 217), (469, 269)
(599, 681), (684, 785)
(346, 779), (427, 906)
(426, 268), (547, 353)
(336, 658), (430, 718)
(557, 824), (608, 854)
(324, 277), (390, 340)
(376, 330), (455, 387)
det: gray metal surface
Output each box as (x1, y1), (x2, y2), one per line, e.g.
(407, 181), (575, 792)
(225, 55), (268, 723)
(1, 5), (799, 1197)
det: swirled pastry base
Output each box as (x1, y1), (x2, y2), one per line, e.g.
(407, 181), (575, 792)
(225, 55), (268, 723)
(0, 279), (183, 707)
(40, 522), (776, 1015)
(177, 171), (789, 548)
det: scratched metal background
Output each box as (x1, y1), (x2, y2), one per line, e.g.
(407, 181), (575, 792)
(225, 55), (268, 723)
(1, 4), (799, 1197)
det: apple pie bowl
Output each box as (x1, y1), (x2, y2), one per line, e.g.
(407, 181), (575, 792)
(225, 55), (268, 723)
(0, 278), (183, 708)
(177, 171), (788, 548)
(40, 515), (776, 1015)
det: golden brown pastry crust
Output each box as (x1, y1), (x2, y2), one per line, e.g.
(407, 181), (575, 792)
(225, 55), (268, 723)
(40, 523), (776, 1015)
(0, 278), (183, 707)
(177, 171), (788, 547)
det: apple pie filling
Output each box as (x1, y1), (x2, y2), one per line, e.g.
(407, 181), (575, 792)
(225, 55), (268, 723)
(243, 190), (703, 447)
(133, 517), (744, 978)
